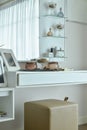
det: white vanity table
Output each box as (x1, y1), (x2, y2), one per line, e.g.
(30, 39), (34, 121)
(7, 70), (87, 88)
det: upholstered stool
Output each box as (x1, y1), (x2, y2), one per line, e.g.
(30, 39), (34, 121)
(24, 99), (78, 130)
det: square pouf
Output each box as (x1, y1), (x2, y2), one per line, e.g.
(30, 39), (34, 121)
(24, 99), (78, 130)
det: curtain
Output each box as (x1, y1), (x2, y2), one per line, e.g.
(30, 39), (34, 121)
(0, 0), (39, 61)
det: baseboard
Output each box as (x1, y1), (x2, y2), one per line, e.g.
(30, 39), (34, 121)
(17, 128), (23, 130)
(79, 116), (87, 125)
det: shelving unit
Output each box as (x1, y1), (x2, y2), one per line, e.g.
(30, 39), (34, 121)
(0, 88), (14, 122)
(39, 0), (66, 62)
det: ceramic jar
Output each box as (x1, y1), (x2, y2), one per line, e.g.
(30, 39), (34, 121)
(48, 62), (59, 70)
(25, 62), (37, 70)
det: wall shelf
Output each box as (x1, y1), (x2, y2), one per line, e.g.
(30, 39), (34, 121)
(40, 15), (66, 19)
(40, 36), (66, 39)
(0, 88), (15, 122)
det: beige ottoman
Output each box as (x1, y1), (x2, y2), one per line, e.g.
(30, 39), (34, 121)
(24, 99), (78, 130)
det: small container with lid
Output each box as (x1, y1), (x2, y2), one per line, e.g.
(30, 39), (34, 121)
(48, 62), (59, 70)
(25, 61), (37, 70)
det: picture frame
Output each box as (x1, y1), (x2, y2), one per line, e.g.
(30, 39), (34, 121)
(0, 49), (20, 71)
(0, 56), (7, 87)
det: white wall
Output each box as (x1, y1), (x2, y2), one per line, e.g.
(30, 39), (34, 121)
(60, 21), (87, 70)
(1, 0), (87, 130)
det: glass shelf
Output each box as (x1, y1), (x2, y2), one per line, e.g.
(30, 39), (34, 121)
(57, 50), (64, 52)
(40, 56), (67, 62)
(40, 36), (65, 39)
(39, 15), (67, 19)
(43, 56), (66, 59)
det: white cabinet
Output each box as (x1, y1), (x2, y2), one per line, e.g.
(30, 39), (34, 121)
(39, 0), (66, 62)
(0, 88), (14, 122)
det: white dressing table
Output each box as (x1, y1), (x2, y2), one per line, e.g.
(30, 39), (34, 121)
(1, 70), (86, 122)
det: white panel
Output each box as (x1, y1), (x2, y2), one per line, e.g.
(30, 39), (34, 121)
(67, 0), (87, 23)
